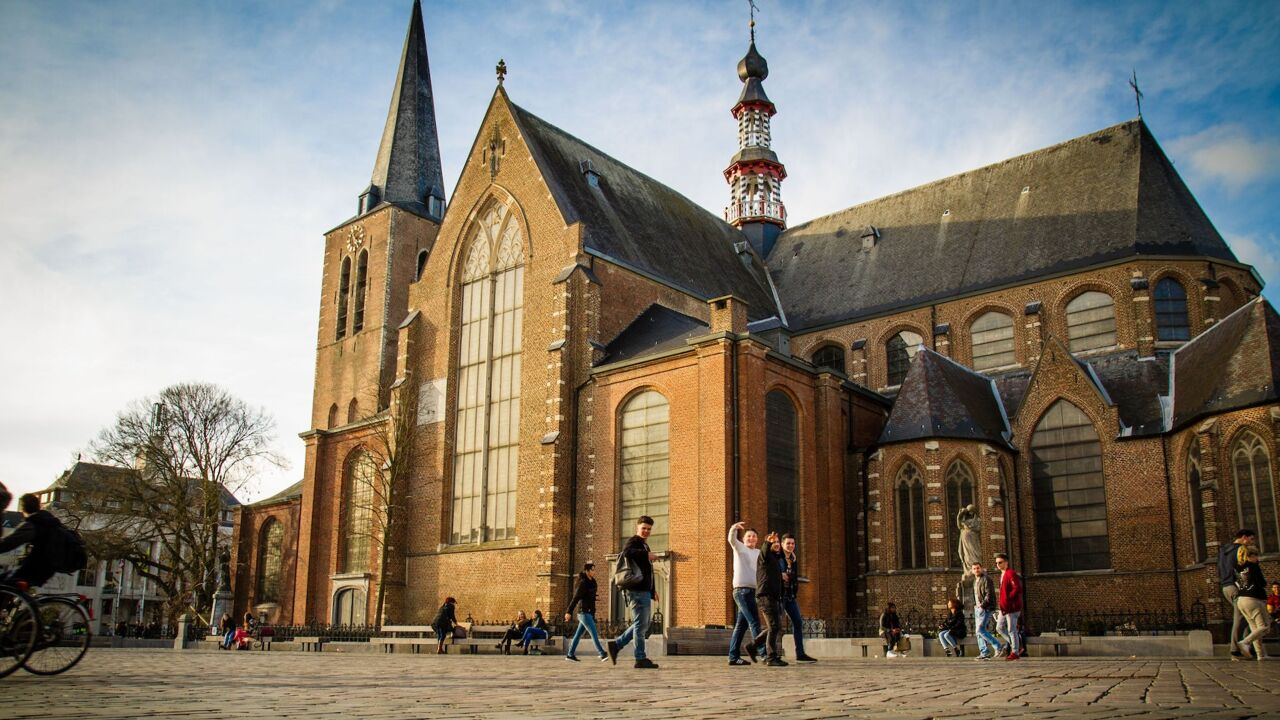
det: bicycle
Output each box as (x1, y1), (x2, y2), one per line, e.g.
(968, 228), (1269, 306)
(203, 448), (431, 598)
(0, 578), (92, 677)
(0, 581), (40, 679)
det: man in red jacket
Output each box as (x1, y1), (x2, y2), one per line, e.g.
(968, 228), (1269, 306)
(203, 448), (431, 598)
(995, 553), (1023, 660)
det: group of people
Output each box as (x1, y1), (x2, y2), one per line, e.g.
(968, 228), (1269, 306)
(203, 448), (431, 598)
(1219, 528), (1272, 661)
(725, 521), (817, 666)
(879, 553), (1024, 660)
(218, 611), (259, 650)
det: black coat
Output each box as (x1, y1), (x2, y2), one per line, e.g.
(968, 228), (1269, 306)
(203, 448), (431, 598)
(1239, 561), (1268, 600)
(939, 609), (967, 638)
(432, 602), (456, 632)
(0, 510), (62, 584)
(622, 535), (655, 596)
(757, 544), (784, 599)
(781, 550), (800, 600)
(567, 573), (598, 615)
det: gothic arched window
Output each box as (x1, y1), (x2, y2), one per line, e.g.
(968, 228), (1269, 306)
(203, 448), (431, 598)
(1233, 432), (1279, 553)
(327, 404), (338, 429)
(1154, 278), (1190, 341)
(1066, 291), (1116, 352)
(353, 249), (369, 333)
(970, 311), (1015, 370)
(256, 520), (284, 604)
(945, 460), (976, 568)
(347, 398), (358, 424)
(1031, 400), (1110, 572)
(811, 345), (845, 374)
(886, 330), (923, 386)
(896, 463), (926, 569)
(619, 390), (670, 553)
(451, 203), (525, 544)
(766, 390), (800, 537)
(1188, 443), (1208, 563)
(336, 256), (351, 340)
(341, 451), (375, 573)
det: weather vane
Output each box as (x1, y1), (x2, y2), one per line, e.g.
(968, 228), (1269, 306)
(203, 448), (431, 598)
(496, 58), (507, 86)
(748, 0), (758, 42)
(1129, 69), (1143, 119)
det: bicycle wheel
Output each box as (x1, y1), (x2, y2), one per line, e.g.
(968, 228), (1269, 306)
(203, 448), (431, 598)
(23, 596), (91, 675)
(0, 586), (39, 679)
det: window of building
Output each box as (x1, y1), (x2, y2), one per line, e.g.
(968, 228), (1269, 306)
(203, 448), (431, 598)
(811, 345), (845, 374)
(896, 462), (926, 569)
(332, 587), (365, 626)
(766, 390), (800, 537)
(1065, 291), (1116, 352)
(336, 256), (351, 340)
(1188, 443), (1207, 563)
(341, 451), (375, 573)
(451, 203), (525, 544)
(1233, 432), (1279, 553)
(353, 249), (368, 333)
(327, 404), (338, 429)
(1030, 400), (1110, 572)
(257, 520), (284, 604)
(970, 311), (1015, 370)
(619, 390), (671, 553)
(416, 249), (429, 281)
(1154, 278), (1190, 341)
(886, 330), (924, 386)
(76, 561), (97, 587)
(945, 460), (976, 568)
(347, 398), (358, 424)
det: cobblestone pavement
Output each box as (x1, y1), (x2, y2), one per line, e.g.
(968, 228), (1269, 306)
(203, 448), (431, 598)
(3, 650), (1280, 719)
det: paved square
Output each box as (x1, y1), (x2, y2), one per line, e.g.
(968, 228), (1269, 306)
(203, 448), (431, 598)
(4, 650), (1280, 719)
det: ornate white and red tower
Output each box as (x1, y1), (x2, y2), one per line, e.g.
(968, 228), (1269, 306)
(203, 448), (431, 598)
(724, 21), (786, 257)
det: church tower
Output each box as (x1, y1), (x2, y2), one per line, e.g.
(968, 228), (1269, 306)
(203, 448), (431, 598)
(723, 19), (787, 258)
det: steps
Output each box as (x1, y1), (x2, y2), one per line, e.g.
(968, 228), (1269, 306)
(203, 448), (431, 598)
(666, 627), (733, 656)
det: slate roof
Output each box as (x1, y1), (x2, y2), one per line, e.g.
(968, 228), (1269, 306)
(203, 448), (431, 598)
(251, 480), (304, 507)
(506, 101), (780, 321)
(1086, 352), (1168, 436)
(878, 348), (1010, 446)
(598, 304), (710, 366)
(768, 120), (1237, 331)
(44, 461), (242, 508)
(1170, 298), (1280, 431)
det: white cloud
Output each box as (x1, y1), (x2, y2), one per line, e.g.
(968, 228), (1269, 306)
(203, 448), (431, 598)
(1170, 125), (1280, 190)
(1224, 232), (1280, 290)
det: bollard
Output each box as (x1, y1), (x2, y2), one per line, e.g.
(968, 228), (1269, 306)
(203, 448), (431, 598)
(175, 613), (189, 651)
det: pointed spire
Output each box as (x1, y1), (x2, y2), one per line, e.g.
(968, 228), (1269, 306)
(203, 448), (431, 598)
(365, 0), (445, 216)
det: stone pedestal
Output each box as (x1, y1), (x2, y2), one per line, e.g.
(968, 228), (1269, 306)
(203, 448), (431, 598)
(210, 589), (232, 632)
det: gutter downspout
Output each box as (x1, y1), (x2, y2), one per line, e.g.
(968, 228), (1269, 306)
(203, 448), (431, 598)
(1161, 433), (1185, 622)
(730, 335), (741, 521)
(567, 377), (590, 614)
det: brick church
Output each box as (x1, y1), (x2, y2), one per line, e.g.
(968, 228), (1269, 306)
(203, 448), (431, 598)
(231, 2), (1278, 634)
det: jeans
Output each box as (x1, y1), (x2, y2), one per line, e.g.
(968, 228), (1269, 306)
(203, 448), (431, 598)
(974, 607), (1001, 656)
(614, 590), (652, 660)
(997, 610), (1021, 656)
(1223, 585), (1246, 650)
(728, 588), (762, 661)
(757, 596), (783, 661)
(222, 627), (236, 649)
(568, 612), (605, 658)
(781, 596), (806, 656)
(520, 626), (548, 645)
(937, 629), (958, 651)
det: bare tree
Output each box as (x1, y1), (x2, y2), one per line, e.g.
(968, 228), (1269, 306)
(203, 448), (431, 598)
(73, 383), (283, 622)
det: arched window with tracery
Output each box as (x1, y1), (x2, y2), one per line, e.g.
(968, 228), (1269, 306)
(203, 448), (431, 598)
(886, 330), (923, 386)
(1188, 443), (1207, 563)
(451, 203), (525, 544)
(896, 462), (926, 569)
(336, 256), (351, 339)
(256, 520), (284, 604)
(341, 451), (375, 573)
(1233, 432), (1279, 553)
(766, 390), (800, 537)
(1154, 278), (1190, 341)
(970, 311), (1015, 370)
(1066, 291), (1116, 352)
(811, 345), (845, 374)
(945, 460), (976, 568)
(619, 390), (670, 553)
(1030, 400), (1110, 572)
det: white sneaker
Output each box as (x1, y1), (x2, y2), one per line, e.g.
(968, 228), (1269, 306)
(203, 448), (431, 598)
(886, 650), (899, 658)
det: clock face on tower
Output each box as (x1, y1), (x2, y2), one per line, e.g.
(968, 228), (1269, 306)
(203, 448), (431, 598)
(346, 225), (366, 254)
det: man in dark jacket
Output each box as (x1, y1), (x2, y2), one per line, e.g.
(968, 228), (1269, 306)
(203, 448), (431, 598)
(564, 562), (606, 661)
(971, 561), (1003, 660)
(779, 533), (817, 663)
(754, 531), (788, 666)
(608, 516), (659, 669)
(1220, 528), (1255, 658)
(0, 493), (63, 587)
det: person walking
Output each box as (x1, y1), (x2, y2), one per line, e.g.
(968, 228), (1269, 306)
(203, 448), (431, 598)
(995, 553), (1023, 660)
(755, 531), (787, 666)
(779, 533), (817, 663)
(431, 597), (458, 654)
(608, 515), (660, 669)
(1234, 545), (1271, 661)
(879, 602), (903, 657)
(726, 521), (761, 665)
(971, 562), (1003, 660)
(937, 598), (967, 657)
(564, 562), (607, 662)
(1219, 529), (1256, 659)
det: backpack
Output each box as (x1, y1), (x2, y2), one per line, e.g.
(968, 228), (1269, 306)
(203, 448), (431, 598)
(52, 524), (88, 573)
(613, 551), (645, 591)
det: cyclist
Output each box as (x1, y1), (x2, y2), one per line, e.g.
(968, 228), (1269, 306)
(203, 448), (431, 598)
(0, 494), (65, 588)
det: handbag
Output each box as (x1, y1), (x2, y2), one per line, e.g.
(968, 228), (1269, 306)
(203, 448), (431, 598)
(614, 552), (645, 590)
(896, 635), (911, 653)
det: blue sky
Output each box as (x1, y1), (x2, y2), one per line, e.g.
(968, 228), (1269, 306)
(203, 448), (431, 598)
(1, 0), (1276, 501)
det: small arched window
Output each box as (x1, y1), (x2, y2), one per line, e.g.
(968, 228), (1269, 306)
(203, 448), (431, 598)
(415, 249), (429, 281)
(945, 461), (976, 568)
(1188, 443), (1207, 563)
(1031, 400), (1110, 571)
(332, 587), (366, 626)
(811, 345), (846, 374)
(347, 398), (359, 424)
(341, 451), (376, 573)
(619, 390), (671, 553)
(970, 311), (1015, 370)
(766, 390), (800, 537)
(1154, 278), (1190, 341)
(336, 256), (351, 340)
(896, 463), (926, 569)
(327, 404), (338, 429)
(256, 520), (284, 604)
(1233, 432), (1279, 553)
(353, 249), (369, 333)
(886, 330), (924, 386)
(1066, 291), (1116, 352)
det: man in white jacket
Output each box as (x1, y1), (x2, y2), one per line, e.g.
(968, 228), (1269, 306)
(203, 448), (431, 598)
(727, 521), (762, 665)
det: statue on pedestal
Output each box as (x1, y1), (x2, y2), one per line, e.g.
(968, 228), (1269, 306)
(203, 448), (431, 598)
(954, 504), (982, 598)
